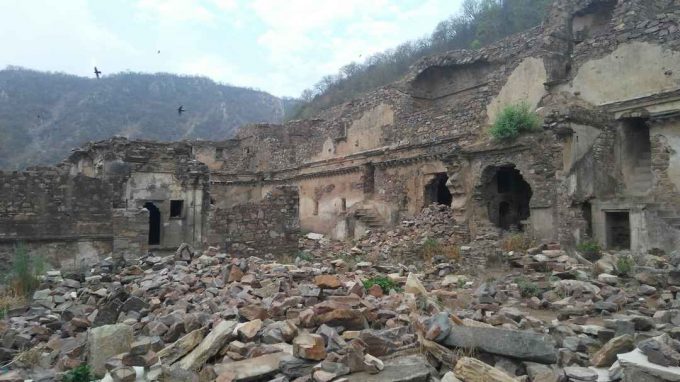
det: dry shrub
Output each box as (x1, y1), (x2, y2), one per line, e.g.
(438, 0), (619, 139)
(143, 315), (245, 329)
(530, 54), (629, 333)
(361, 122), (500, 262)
(500, 233), (534, 252)
(0, 289), (25, 318)
(419, 238), (461, 265)
(5, 243), (44, 297)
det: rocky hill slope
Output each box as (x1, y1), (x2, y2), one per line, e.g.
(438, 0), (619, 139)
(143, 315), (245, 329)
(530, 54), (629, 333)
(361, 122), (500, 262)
(0, 67), (296, 169)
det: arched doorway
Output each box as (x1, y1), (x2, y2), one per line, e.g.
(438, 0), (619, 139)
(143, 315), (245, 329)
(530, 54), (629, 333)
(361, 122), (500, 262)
(424, 173), (453, 206)
(481, 165), (532, 230)
(143, 202), (161, 245)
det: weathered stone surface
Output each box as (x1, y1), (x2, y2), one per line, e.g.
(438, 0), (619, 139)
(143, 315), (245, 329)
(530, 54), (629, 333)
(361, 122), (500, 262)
(453, 357), (516, 382)
(314, 307), (367, 330)
(345, 354), (431, 382)
(157, 327), (205, 365)
(178, 320), (237, 371)
(314, 275), (342, 289)
(237, 319), (262, 342)
(214, 352), (295, 381)
(619, 349), (680, 381)
(110, 366), (136, 382)
(293, 333), (326, 360)
(441, 371), (463, 382)
(591, 335), (634, 367)
(563, 366), (598, 381)
(87, 324), (134, 377)
(525, 362), (559, 382)
(404, 273), (427, 295)
(443, 325), (557, 363)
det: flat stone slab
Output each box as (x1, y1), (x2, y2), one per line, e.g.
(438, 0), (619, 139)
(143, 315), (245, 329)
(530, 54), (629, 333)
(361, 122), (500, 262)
(443, 326), (557, 363)
(345, 354), (431, 382)
(215, 352), (295, 381)
(618, 349), (680, 381)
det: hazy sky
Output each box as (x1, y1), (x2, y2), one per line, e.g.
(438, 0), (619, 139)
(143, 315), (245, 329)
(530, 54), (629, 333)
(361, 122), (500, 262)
(0, 0), (464, 97)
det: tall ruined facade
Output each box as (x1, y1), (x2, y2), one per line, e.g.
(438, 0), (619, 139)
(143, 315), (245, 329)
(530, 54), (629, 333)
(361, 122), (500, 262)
(1, 0), (679, 268)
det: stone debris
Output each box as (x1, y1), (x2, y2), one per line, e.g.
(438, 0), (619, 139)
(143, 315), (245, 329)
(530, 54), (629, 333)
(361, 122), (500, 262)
(4, 206), (680, 382)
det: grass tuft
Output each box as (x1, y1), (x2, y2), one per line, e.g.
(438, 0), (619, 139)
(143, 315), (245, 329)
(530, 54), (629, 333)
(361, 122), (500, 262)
(363, 276), (401, 293)
(489, 102), (540, 141)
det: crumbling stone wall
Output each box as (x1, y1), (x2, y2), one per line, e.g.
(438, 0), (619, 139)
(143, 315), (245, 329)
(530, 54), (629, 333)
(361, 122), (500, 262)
(112, 208), (149, 261)
(207, 186), (299, 255)
(0, 170), (114, 270)
(3, 0), (680, 259)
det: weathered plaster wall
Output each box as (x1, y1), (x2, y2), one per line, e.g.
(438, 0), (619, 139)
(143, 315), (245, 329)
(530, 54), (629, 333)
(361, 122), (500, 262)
(568, 42), (680, 105)
(486, 57), (548, 124)
(298, 172), (365, 235)
(652, 122), (680, 195)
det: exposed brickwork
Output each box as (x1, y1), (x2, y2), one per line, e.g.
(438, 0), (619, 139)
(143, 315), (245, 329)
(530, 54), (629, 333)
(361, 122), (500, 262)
(207, 186), (300, 255)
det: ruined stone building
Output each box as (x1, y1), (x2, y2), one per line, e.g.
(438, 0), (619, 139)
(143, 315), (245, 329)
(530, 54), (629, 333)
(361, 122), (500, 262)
(1, 0), (680, 269)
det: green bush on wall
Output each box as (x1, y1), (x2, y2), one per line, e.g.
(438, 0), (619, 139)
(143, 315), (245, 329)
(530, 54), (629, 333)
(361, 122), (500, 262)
(489, 102), (541, 140)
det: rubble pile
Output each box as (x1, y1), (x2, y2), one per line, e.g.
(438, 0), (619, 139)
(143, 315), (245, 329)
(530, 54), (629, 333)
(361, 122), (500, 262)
(300, 204), (485, 272)
(2, 238), (680, 382)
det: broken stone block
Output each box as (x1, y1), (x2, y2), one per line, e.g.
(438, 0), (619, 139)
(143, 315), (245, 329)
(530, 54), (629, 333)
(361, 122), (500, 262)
(441, 371), (463, 382)
(227, 266), (244, 283)
(129, 337), (153, 356)
(638, 334), (680, 367)
(563, 366), (598, 381)
(524, 362), (559, 382)
(157, 327), (205, 365)
(214, 352), (295, 381)
(178, 320), (237, 371)
(87, 324), (134, 377)
(423, 312), (452, 342)
(122, 350), (158, 367)
(345, 354), (431, 382)
(293, 333), (327, 360)
(239, 304), (269, 321)
(591, 334), (635, 367)
(110, 366), (136, 382)
(454, 357), (516, 382)
(404, 273), (427, 295)
(618, 349), (680, 382)
(443, 325), (557, 363)
(314, 275), (342, 289)
(363, 353), (384, 374)
(313, 361), (351, 381)
(237, 319), (262, 342)
(313, 306), (367, 330)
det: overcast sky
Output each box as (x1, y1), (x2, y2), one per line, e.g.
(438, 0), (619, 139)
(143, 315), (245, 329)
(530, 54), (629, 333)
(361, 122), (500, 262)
(0, 0), (463, 97)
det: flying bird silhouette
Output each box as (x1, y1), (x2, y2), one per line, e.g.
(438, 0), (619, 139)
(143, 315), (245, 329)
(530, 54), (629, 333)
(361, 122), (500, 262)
(157, 50), (161, 54)
(94, 67), (102, 79)
(177, 105), (185, 115)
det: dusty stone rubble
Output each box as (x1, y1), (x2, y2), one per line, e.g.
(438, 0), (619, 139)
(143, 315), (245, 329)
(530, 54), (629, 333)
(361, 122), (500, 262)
(1, 207), (680, 382)
(299, 204), (487, 273)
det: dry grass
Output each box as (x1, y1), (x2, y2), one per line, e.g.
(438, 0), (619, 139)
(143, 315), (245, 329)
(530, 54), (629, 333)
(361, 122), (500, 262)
(12, 345), (44, 368)
(0, 289), (26, 318)
(500, 233), (535, 252)
(419, 238), (461, 265)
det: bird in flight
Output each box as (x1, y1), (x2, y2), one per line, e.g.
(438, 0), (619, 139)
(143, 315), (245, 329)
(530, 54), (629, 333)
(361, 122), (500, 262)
(177, 105), (185, 115)
(157, 50), (161, 54)
(94, 67), (102, 79)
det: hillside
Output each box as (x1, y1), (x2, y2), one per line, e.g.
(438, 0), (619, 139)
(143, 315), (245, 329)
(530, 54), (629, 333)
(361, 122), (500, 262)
(289, 0), (552, 119)
(0, 67), (295, 169)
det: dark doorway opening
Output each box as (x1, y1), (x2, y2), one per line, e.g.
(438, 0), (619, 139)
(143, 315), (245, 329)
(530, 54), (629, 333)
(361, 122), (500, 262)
(606, 211), (630, 249)
(143, 202), (161, 245)
(481, 165), (533, 230)
(620, 118), (652, 193)
(425, 173), (452, 206)
(581, 201), (593, 238)
(170, 200), (184, 218)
